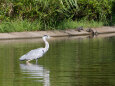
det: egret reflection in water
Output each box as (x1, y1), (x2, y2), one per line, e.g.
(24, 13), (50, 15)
(20, 63), (50, 86)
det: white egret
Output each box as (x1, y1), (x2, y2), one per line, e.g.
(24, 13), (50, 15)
(19, 35), (50, 63)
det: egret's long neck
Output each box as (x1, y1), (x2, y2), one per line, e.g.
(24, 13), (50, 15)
(43, 37), (49, 51)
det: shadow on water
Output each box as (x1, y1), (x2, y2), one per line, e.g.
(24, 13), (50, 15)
(20, 63), (50, 86)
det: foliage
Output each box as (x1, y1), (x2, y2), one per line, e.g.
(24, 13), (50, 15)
(77, 0), (112, 21)
(0, 19), (104, 32)
(111, 0), (115, 25)
(0, 0), (114, 32)
(0, 0), (112, 21)
(0, 19), (42, 32)
(56, 19), (103, 30)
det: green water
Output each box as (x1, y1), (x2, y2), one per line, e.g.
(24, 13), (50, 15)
(0, 36), (115, 86)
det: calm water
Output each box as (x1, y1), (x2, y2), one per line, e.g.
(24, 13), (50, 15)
(0, 36), (115, 86)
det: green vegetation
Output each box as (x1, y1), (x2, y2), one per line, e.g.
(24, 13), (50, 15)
(0, 19), (103, 32)
(0, 0), (114, 32)
(56, 19), (104, 30)
(112, 0), (115, 25)
(0, 19), (42, 32)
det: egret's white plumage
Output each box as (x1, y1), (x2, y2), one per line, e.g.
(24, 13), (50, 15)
(19, 35), (50, 63)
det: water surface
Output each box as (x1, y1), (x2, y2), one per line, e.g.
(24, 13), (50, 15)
(0, 36), (115, 86)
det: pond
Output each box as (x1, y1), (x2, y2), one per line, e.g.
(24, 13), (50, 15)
(0, 35), (115, 86)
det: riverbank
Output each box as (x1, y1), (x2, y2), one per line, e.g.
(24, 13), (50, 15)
(0, 26), (114, 40)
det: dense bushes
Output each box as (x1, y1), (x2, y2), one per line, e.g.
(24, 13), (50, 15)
(78, 0), (112, 21)
(112, 0), (115, 25)
(0, 0), (114, 31)
(0, 0), (113, 20)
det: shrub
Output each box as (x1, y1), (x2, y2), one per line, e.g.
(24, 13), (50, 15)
(77, 0), (112, 21)
(0, 0), (114, 30)
(111, 0), (115, 25)
(0, 0), (112, 21)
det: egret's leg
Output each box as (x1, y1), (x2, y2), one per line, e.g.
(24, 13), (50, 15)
(26, 60), (31, 63)
(36, 59), (38, 64)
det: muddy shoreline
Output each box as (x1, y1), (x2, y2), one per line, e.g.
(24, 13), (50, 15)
(0, 26), (114, 40)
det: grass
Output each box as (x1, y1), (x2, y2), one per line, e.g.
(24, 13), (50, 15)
(56, 20), (104, 30)
(0, 19), (104, 33)
(0, 19), (42, 32)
